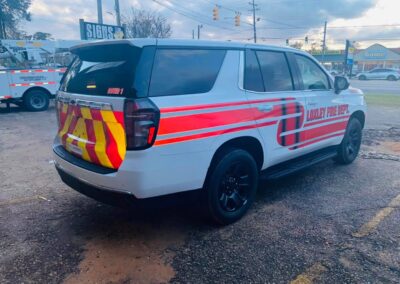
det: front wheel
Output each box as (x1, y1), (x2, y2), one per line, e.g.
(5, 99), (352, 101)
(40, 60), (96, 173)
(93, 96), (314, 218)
(205, 148), (258, 225)
(335, 118), (362, 164)
(387, 75), (397, 81)
(24, 89), (49, 111)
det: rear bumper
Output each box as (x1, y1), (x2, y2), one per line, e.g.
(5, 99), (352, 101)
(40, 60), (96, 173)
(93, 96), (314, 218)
(56, 166), (136, 206)
(53, 139), (210, 199)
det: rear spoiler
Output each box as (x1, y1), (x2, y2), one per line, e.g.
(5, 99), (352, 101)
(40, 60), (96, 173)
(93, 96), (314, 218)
(70, 39), (157, 54)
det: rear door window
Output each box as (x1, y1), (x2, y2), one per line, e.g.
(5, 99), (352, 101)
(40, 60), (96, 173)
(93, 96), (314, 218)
(149, 49), (226, 97)
(244, 49), (265, 92)
(256, 50), (294, 92)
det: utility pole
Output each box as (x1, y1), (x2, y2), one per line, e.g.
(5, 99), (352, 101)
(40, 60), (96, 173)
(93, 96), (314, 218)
(197, 24), (203, 40)
(321, 21), (327, 64)
(192, 29), (195, 39)
(97, 0), (103, 24)
(115, 0), (121, 26)
(250, 0), (258, 43)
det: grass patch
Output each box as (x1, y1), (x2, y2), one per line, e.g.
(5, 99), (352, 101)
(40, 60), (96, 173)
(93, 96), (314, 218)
(364, 94), (400, 107)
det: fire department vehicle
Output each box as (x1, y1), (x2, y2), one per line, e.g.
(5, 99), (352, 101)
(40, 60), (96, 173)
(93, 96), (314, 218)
(53, 39), (366, 224)
(0, 40), (82, 111)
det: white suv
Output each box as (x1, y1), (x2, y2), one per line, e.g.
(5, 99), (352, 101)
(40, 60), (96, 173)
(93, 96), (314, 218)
(53, 39), (366, 224)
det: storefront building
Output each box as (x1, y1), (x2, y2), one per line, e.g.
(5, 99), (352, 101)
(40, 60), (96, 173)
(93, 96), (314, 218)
(309, 43), (400, 73)
(354, 44), (400, 72)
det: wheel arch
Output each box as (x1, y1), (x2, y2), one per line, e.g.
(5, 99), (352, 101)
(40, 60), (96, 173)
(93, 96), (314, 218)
(350, 110), (365, 128)
(22, 86), (52, 99)
(207, 136), (264, 174)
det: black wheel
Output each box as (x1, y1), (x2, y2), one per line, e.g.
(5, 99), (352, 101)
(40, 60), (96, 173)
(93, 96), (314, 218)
(205, 148), (258, 225)
(387, 75), (397, 81)
(24, 89), (49, 111)
(335, 118), (362, 164)
(358, 75), (366, 80)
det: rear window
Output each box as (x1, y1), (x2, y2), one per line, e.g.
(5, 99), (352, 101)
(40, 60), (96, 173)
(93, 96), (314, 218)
(149, 49), (226, 97)
(60, 44), (142, 97)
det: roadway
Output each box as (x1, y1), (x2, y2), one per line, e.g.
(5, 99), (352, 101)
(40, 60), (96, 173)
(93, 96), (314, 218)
(350, 79), (400, 95)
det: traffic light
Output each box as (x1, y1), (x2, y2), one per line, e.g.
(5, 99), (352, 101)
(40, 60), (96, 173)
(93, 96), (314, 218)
(305, 36), (308, 44)
(213, 6), (219, 20)
(286, 39), (289, 46)
(235, 13), (240, 26)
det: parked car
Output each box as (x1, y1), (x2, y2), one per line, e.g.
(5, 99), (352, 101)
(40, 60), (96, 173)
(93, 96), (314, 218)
(53, 39), (366, 224)
(357, 68), (400, 81)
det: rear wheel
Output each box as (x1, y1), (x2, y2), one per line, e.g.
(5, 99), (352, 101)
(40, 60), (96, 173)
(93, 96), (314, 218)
(358, 75), (366, 80)
(205, 148), (258, 225)
(335, 118), (362, 164)
(24, 89), (49, 111)
(387, 75), (397, 81)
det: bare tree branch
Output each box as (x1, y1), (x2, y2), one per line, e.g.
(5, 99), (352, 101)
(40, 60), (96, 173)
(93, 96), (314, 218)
(122, 8), (172, 39)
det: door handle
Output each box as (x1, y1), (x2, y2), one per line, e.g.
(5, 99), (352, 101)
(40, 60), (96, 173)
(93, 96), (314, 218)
(307, 102), (317, 107)
(258, 105), (273, 112)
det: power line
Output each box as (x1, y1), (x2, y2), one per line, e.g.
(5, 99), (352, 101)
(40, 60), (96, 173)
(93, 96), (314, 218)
(152, 0), (237, 32)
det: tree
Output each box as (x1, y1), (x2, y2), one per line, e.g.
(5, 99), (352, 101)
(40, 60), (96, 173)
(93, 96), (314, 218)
(0, 0), (32, 39)
(31, 32), (52, 40)
(122, 8), (172, 38)
(290, 41), (303, 50)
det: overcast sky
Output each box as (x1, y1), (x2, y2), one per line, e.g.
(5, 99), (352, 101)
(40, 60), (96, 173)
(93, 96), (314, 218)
(23, 0), (400, 49)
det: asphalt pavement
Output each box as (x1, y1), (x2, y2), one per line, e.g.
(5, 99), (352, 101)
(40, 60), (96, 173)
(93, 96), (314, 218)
(1, 101), (400, 283)
(350, 79), (400, 95)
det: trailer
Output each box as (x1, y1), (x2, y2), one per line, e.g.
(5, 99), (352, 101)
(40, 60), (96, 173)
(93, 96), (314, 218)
(0, 39), (84, 111)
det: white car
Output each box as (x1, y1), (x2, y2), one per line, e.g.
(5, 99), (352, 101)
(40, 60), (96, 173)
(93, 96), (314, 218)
(357, 68), (400, 81)
(53, 39), (367, 224)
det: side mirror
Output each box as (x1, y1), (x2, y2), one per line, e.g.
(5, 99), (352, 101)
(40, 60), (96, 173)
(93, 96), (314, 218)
(334, 76), (349, 94)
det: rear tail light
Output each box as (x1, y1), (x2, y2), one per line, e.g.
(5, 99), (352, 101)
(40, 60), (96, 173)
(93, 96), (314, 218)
(124, 98), (160, 150)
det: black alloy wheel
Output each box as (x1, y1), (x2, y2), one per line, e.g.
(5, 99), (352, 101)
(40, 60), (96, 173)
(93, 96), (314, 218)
(205, 148), (258, 225)
(218, 162), (251, 212)
(335, 118), (362, 164)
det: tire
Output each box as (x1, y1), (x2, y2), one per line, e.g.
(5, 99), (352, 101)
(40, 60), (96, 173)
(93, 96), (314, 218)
(24, 89), (49, 111)
(335, 118), (362, 165)
(204, 148), (258, 225)
(387, 75), (397, 81)
(358, 75), (366, 80)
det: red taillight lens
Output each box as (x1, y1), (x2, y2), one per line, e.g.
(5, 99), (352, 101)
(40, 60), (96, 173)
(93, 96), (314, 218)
(124, 98), (160, 150)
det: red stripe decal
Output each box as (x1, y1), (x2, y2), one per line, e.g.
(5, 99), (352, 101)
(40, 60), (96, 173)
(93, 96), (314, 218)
(289, 132), (345, 150)
(304, 115), (350, 127)
(158, 106), (283, 135)
(160, 98), (296, 113)
(84, 120), (101, 165)
(303, 121), (347, 141)
(155, 120), (277, 146)
(104, 124), (122, 168)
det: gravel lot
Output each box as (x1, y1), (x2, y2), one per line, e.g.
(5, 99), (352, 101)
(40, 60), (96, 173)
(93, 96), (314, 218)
(1, 100), (400, 284)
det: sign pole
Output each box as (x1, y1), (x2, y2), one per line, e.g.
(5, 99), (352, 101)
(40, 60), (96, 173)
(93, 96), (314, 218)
(115, 0), (121, 26)
(97, 0), (103, 24)
(79, 19), (86, 40)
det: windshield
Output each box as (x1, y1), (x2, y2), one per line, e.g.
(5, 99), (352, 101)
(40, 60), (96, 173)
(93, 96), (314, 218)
(60, 44), (142, 97)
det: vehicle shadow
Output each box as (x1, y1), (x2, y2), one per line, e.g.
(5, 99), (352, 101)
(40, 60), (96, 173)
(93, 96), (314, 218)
(0, 102), (55, 114)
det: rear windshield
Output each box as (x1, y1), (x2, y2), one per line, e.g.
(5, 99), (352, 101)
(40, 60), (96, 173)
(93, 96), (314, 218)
(60, 44), (142, 97)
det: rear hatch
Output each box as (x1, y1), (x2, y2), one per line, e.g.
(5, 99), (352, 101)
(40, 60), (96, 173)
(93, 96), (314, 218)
(56, 41), (158, 170)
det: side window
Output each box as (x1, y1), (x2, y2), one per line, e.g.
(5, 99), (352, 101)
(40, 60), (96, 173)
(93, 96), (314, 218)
(256, 50), (293, 92)
(244, 49), (264, 92)
(149, 49), (226, 97)
(295, 54), (330, 90)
